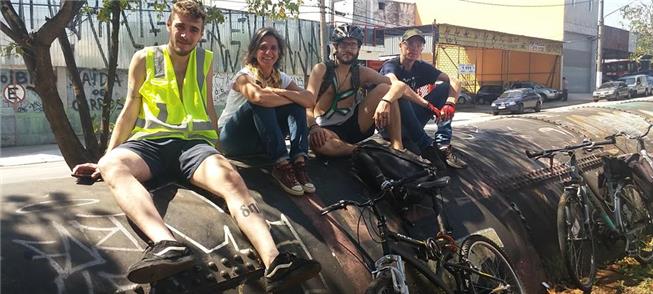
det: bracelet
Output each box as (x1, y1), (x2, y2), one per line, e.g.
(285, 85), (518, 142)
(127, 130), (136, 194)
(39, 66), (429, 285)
(309, 124), (319, 131)
(446, 97), (457, 105)
(381, 98), (393, 104)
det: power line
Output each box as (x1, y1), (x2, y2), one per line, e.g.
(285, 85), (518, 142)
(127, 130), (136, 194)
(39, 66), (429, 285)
(605, 0), (638, 17)
(456, 0), (594, 8)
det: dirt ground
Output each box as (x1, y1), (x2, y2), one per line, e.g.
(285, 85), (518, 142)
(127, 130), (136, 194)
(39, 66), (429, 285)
(550, 258), (653, 294)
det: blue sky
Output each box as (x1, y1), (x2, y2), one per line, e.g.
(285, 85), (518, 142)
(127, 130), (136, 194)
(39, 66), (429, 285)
(604, 0), (636, 29)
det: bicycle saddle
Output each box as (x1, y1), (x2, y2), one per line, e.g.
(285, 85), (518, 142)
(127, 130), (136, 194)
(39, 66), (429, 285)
(415, 176), (450, 191)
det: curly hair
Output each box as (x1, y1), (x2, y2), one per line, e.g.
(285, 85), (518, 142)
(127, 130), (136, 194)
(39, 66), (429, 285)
(243, 27), (286, 69)
(170, 0), (207, 25)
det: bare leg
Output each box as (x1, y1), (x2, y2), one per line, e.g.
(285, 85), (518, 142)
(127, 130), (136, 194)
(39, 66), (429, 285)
(310, 128), (357, 157)
(98, 149), (176, 243)
(190, 154), (279, 267)
(357, 84), (403, 150)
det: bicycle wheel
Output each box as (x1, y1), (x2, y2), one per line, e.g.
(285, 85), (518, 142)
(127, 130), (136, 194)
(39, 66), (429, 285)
(557, 191), (596, 291)
(365, 269), (400, 294)
(618, 183), (653, 264)
(460, 235), (524, 294)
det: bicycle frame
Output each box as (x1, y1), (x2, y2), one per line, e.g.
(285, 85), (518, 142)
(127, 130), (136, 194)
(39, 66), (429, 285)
(371, 188), (511, 294)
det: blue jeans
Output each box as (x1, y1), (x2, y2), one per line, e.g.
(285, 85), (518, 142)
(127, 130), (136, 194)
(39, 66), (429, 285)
(219, 102), (308, 163)
(399, 82), (453, 154)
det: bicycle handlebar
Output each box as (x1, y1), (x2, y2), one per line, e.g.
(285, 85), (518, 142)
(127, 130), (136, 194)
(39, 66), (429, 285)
(320, 169), (436, 215)
(320, 199), (369, 215)
(380, 169), (434, 191)
(525, 137), (616, 159)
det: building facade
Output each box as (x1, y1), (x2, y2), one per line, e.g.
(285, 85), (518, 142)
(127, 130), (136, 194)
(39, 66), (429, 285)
(390, 0), (566, 92)
(563, 0), (598, 93)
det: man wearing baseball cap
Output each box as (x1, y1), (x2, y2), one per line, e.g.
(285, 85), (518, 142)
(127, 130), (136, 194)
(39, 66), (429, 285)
(380, 28), (467, 169)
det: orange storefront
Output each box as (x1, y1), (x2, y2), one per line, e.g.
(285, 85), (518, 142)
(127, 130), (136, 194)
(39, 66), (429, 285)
(433, 24), (564, 92)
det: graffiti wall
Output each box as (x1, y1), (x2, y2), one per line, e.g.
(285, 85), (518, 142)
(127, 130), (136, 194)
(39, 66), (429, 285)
(1, 66), (305, 147)
(0, 68), (51, 146)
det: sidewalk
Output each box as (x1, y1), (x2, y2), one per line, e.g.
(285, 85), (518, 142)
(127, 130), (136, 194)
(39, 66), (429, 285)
(0, 144), (63, 167)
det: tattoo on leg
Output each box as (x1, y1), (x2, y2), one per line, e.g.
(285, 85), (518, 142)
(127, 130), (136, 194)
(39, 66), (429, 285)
(240, 203), (261, 218)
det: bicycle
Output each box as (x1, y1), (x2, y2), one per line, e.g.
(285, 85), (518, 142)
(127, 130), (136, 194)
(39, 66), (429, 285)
(525, 137), (624, 291)
(601, 124), (653, 264)
(320, 169), (524, 294)
(611, 123), (653, 201)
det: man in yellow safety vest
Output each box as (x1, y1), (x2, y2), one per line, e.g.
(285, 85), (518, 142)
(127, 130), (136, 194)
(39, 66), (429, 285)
(72, 1), (320, 291)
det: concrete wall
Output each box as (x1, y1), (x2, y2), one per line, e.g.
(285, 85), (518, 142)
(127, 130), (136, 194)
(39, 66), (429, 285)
(563, 0), (598, 93)
(415, 0), (565, 41)
(563, 31), (596, 93)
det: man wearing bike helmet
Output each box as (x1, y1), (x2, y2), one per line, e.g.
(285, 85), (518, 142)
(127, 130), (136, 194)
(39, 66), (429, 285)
(306, 24), (439, 156)
(380, 28), (467, 169)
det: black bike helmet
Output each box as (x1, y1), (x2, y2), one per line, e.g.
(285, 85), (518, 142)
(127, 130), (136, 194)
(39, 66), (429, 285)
(331, 23), (364, 45)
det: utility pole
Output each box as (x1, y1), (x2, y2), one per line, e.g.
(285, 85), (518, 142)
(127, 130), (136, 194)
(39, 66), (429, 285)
(595, 0), (604, 89)
(319, 0), (328, 62)
(330, 0), (335, 25)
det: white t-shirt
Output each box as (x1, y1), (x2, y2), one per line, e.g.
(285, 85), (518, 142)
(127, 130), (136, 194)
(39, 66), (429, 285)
(218, 67), (293, 128)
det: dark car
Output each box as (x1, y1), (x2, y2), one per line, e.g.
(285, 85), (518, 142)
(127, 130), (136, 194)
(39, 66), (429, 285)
(510, 81), (561, 101)
(491, 88), (542, 115)
(475, 85), (504, 104)
(457, 89), (474, 104)
(592, 81), (629, 101)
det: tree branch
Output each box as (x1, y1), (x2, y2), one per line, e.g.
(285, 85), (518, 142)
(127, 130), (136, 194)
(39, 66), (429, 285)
(0, 20), (18, 42)
(36, 0), (85, 44)
(0, 0), (28, 37)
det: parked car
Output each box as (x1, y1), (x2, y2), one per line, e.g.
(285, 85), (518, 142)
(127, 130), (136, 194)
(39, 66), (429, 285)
(648, 76), (653, 96)
(592, 81), (630, 101)
(475, 85), (504, 104)
(618, 74), (649, 97)
(457, 89), (474, 105)
(510, 81), (562, 101)
(491, 88), (542, 115)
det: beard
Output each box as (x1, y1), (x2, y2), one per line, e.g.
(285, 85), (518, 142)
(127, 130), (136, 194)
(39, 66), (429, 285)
(336, 51), (359, 65)
(172, 47), (193, 56)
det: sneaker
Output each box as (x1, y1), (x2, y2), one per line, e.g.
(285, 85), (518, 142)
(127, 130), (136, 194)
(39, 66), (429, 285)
(265, 252), (321, 293)
(420, 145), (447, 171)
(439, 145), (467, 169)
(293, 161), (316, 193)
(272, 162), (305, 196)
(127, 240), (195, 283)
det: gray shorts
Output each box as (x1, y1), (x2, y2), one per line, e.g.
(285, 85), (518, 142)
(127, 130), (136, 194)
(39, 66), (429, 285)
(117, 138), (219, 184)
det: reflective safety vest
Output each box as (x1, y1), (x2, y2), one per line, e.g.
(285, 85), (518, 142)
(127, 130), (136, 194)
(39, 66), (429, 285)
(130, 45), (218, 145)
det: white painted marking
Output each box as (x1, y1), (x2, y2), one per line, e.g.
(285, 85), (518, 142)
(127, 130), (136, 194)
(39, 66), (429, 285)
(16, 199), (100, 214)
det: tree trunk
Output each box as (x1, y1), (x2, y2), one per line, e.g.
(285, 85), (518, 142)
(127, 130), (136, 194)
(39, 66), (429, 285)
(100, 1), (121, 151)
(27, 45), (90, 168)
(59, 32), (101, 160)
(2, 0), (90, 168)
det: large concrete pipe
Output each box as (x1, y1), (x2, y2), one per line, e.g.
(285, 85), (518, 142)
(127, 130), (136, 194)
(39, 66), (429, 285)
(1, 99), (651, 293)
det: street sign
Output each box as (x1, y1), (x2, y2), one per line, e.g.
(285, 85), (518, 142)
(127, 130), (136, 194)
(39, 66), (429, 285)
(3, 84), (25, 104)
(459, 64), (476, 75)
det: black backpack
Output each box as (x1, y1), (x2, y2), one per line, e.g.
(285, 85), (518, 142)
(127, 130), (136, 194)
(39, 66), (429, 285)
(352, 139), (437, 208)
(318, 60), (361, 97)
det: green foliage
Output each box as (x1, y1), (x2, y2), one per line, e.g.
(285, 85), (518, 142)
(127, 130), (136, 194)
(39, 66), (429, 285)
(621, 1), (653, 58)
(245, 0), (303, 20)
(0, 43), (22, 57)
(206, 6), (225, 24)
